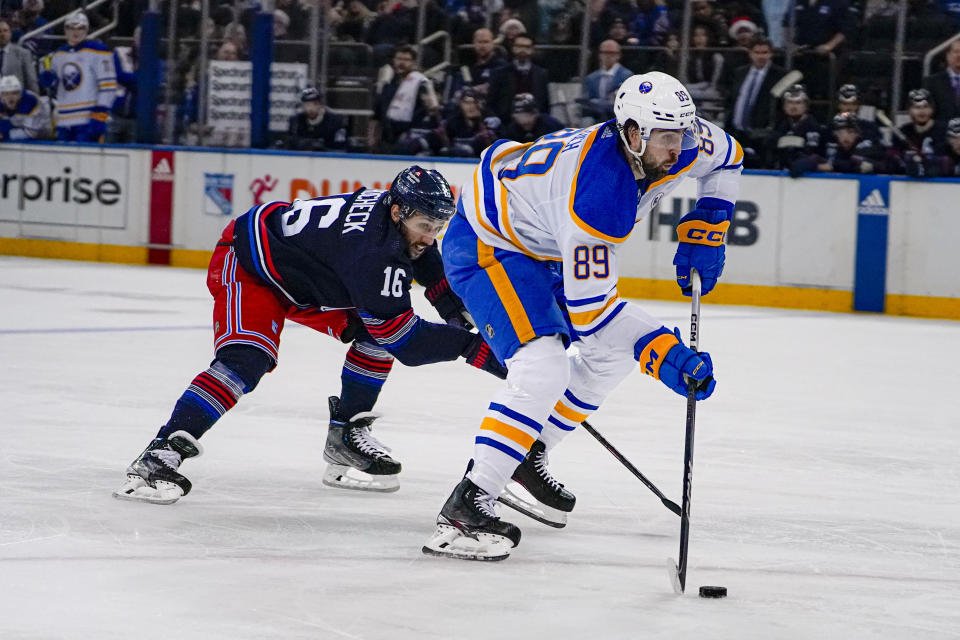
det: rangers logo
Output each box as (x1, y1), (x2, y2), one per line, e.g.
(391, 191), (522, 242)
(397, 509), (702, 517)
(204, 173), (234, 216)
(62, 62), (83, 91)
(638, 81), (653, 94)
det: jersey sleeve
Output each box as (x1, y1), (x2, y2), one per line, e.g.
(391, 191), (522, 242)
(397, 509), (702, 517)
(348, 245), (473, 365)
(690, 119), (743, 215)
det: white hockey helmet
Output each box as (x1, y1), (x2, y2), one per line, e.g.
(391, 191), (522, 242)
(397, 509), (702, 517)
(64, 11), (89, 29)
(613, 71), (699, 161)
(0, 75), (23, 95)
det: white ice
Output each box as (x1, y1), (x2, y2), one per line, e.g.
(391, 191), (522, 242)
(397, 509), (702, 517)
(1, 256), (959, 639)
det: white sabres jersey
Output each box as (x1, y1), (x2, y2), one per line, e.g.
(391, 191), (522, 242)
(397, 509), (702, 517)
(458, 117), (742, 346)
(48, 40), (116, 125)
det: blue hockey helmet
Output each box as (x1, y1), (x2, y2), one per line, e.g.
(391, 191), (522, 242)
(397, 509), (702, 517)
(389, 166), (456, 223)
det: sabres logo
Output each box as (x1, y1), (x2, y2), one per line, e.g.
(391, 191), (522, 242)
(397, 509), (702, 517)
(638, 81), (653, 94)
(62, 62), (83, 91)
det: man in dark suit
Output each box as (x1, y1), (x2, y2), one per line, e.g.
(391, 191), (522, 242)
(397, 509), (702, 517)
(487, 34), (550, 123)
(0, 17), (38, 93)
(923, 40), (960, 126)
(724, 36), (785, 167)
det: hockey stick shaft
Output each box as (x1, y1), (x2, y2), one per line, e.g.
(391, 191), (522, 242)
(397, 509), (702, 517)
(581, 420), (681, 516)
(676, 269), (702, 593)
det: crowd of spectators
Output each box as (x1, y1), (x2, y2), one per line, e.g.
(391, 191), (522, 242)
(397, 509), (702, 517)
(3, 0), (960, 177)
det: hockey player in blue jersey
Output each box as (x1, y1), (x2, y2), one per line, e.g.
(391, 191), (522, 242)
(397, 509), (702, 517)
(114, 167), (507, 504)
(422, 71), (743, 561)
(39, 11), (115, 142)
(0, 75), (51, 141)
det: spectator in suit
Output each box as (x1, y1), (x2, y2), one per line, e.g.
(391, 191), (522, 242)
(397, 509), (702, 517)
(503, 92), (564, 143)
(487, 34), (550, 122)
(724, 36), (785, 167)
(0, 17), (38, 93)
(580, 39), (633, 124)
(923, 40), (960, 126)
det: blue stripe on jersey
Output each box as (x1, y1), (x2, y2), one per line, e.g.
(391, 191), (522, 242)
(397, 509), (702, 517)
(481, 139), (511, 234)
(576, 301), (627, 337)
(566, 285), (616, 307)
(564, 389), (599, 411)
(475, 436), (526, 462)
(721, 133), (733, 168)
(489, 403), (543, 433)
(548, 415), (577, 432)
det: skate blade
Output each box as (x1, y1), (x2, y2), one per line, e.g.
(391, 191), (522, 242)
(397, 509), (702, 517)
(421, 524), (513, 561)
(112, 476), (184, 505)
(498, 482), (567, 528)
(322, 464), (399, 493)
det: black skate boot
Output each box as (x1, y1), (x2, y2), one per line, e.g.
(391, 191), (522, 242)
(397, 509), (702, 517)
(499, 440), (575, 528)
(422, 462), (521, 561)
(322, 396), (401, 492)
(113, 430), (203, 504)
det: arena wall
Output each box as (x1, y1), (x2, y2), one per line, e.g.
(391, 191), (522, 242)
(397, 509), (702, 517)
(1, 142), (957, 320)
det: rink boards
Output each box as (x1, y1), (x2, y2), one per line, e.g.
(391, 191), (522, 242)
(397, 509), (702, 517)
(0, 142), (957, 319)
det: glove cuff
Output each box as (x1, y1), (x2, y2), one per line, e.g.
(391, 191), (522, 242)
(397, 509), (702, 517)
(633, 327), (679, 381)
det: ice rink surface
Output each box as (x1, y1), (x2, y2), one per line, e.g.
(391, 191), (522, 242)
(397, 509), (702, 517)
(1, 256), (959, 639)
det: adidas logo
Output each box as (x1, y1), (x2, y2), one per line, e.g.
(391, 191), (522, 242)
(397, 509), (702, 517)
(858, 188), (888, 215)
(152, 157), (174, 182)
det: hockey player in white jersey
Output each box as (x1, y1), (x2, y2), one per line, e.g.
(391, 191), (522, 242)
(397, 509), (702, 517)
(422, 71), (743, 561)
(0, 75), (51, 141)
(39, 11), (115, 142)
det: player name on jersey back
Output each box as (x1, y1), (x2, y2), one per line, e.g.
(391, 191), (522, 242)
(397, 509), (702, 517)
(342, 189), (385, 235)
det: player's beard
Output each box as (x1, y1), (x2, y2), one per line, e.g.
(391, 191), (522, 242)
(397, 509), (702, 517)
(640, 153), (673, 182)
(407, 243), (428, 259)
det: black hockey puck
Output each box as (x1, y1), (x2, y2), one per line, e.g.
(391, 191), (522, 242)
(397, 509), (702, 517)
(698, 586), (727, 598)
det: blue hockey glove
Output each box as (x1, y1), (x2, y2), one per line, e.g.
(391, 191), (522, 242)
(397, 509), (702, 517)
(462, 333), (507, 379)
(673, 206), (731, 296)
(634, 327), (716, 400)
(39, 69), (58, 90)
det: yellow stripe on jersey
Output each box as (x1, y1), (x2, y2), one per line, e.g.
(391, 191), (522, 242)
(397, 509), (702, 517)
(567, 293), (621, 326)
(568, 127), (631, 244)
(731, 138), (744, 165)
(480, 417), (536, 449)
(477, 240), (536, 344)
(553, 400), (588, 423)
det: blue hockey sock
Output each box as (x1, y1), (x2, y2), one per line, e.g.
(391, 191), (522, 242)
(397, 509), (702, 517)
(338, 341), (393, 418)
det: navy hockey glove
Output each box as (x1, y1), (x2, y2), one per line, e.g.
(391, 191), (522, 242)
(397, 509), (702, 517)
(634, 327), (716, 400)
(673, 206), (731, 296)
(462, 333), (507, 379)
(425, 277), (474, 330)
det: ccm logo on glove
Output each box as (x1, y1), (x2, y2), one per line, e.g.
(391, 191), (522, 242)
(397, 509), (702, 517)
(678, 220), (729, 246)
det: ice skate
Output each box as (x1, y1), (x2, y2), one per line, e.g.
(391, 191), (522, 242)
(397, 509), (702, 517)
(499, 440), (575, 528)
(113, 430), (203, 505)
(322, 396), (401, 492)
(422, 462), (521, 561)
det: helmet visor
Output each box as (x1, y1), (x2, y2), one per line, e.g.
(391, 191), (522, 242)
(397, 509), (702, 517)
(400, 212), (447, 240)
(645, 123), (701, 152)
